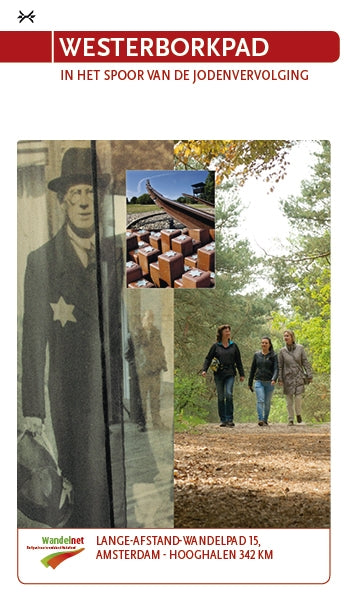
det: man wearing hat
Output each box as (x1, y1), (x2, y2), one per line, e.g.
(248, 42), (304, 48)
(21, 147), (114, 528)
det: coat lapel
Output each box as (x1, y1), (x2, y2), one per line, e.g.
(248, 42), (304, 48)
(50, 226), (99, 321)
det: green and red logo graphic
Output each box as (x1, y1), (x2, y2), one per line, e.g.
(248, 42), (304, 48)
(41, 548), (85, 569)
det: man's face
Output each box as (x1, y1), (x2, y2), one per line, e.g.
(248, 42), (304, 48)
(64, 184), (94, 230)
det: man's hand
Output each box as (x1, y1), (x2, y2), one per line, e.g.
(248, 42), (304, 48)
(24, 416), (43, 436)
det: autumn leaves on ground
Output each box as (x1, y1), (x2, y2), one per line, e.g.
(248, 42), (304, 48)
(174, 423), (330, 528)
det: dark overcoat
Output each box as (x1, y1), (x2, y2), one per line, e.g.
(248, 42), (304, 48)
(21, 225), (112, 527)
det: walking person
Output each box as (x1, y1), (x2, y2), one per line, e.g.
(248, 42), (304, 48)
(248, 337), (278, 426)
(202, 324), (245, 427)
(131, 309), (168, 430)
(278, 330), (313, 425)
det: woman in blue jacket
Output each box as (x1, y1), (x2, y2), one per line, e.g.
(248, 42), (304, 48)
(202, 324), (245, 427)
(248, 337), (278, 426)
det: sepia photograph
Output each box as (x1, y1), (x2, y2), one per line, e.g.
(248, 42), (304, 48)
(17, 140), (175, 529)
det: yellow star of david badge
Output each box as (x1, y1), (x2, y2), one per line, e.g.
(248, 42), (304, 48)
(50, 296), (77, 328)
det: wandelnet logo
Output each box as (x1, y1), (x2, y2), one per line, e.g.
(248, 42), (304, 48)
(37, 535), (85, 569)
(41, 548), (85, 569)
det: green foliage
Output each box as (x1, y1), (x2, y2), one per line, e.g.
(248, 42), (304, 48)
(267, 392), (289, 424)
(281, 141), (330, 234)
(136, 193), (154, 204)
(174, 369), (212, 429)
(176, 195), (198, 204)
(203, 171), (215, 204)
(174, 140), (294, 189)
(269, 141), (330, 306)
(127, 204), (160, 214)
(301, 377), (330, 423)
(271, 307), (330, 375)
(268, 140), (330, 377)
(273, 148), (329, 374)
(174, 412), (207, 432)
(213, 179), (260, 294)
(234, 384), (259, 423)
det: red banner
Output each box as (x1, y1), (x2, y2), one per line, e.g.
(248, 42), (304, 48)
(0, 31), (339, 63)
(0, 31), (52, 62)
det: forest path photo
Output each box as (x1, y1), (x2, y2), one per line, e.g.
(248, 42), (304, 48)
(174, 423), (330, 528)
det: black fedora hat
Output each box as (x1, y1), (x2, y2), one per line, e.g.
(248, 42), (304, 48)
(48, 147), (110, 194)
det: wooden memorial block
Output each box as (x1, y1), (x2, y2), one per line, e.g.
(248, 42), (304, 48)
(158, 250), (184, 285)
(149, 262), (168, 288)
(135, 229), (150, 244)
(149, 261), (160, 287)
(128, 278), (155, 289)
(197, 241), (215, 271)
(184, 253), (198, 268)
(128, 249), (140, 264)
(182, 268), (211, 288)
(209, 228), (215, 241)
(149, 232), (162, 251)
(188, 229), (211, 244)
(126, 231), (138, 251)
(174, 278), (184, 288)
(161, 229), (181, 252)
(126, 261), (143, 285)
(171, 233), (193, 257)
(138, 245), (160, 275)
(129, 241), (149, 264)
(191, 238), (202, 252)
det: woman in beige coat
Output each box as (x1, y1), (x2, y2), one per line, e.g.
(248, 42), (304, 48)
(278, 330), (313, 425)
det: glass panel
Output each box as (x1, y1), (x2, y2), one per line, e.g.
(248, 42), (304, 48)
(96, 140), (174, 528)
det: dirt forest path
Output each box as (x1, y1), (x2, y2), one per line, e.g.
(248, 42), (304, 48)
(174, 423), (330, 528)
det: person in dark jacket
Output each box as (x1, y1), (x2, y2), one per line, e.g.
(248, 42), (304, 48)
(21, 147), (114, 527)
(248, 336), (278, 426)
(202, 324), (245, 427)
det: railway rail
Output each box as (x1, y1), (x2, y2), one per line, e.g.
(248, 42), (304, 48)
(146, 181), (214, 229)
